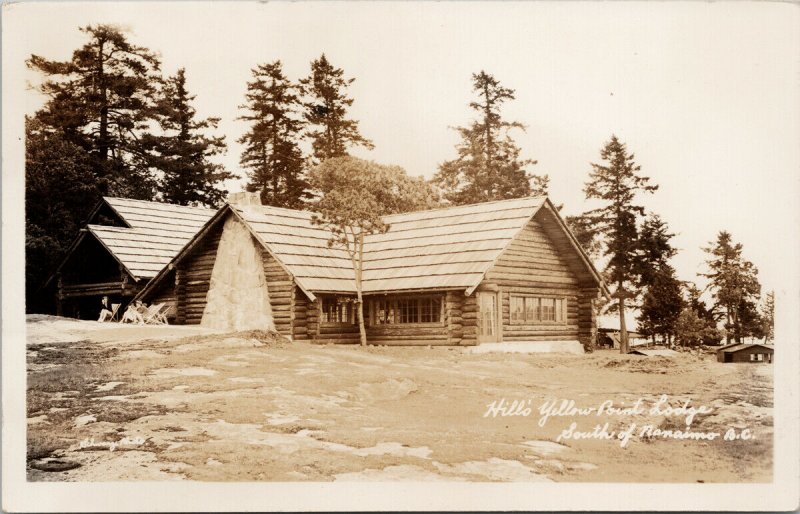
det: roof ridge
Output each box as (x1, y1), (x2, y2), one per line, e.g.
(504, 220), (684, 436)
(236, 195), (548, 220)
(384, 195), (548, 219)
(104, 196), (215, 211)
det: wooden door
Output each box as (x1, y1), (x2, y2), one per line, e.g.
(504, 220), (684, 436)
(477, 292), (500, 343)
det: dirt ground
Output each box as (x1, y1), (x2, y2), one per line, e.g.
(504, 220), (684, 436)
(26, 315), (773, 482)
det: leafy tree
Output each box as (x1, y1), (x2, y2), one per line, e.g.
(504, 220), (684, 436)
(146, 68), (233, 207)
(674, 307), (723, 348)
(583, 135), (658, 353)
(701, 231), (761, 343)
(25, 117), (100, 309)
(433, 71), (548, 205)
(308, 156), (440, 346)
(27, 24), (162, 199)
(238, 61), (310, 209)
(300, 54), (373, 163)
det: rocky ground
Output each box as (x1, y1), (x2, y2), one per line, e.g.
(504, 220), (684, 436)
(26, 315), (773, 482)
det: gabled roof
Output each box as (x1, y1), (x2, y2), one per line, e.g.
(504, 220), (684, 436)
(137, 195), (609, 301)
(45, 197), (215, 286)
(717, 343), (774, 353)
(88, 198), (214, 280)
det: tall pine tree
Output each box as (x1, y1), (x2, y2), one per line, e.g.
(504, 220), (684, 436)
(300, 54), (373, 163)
(27, 24), (162, 199)
(583, 135), (658, 353)
(433, 71), (548, 205)
(146, 68), (233, 207)
(238, 61), (310, 209)
(701, 231), (761, 343)
(635, 215), (683, 344)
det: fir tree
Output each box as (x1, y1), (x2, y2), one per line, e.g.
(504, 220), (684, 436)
(147, 68), (233, 207)
(27, 24), (162, 199)
(238, 61), (310, 209)
(25, 117), (99, 309)
(701, 231), (761, 343)
(760, 290), (775, 342)
(433, 71), (547, 205)
(583, 135), (658, 353)
(300, 54), (373, 163)
(565, 214), (602, 259)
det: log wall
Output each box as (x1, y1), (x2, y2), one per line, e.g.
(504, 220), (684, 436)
(182, 229), (222, 325)
(481, 213), (598, 345)
(148, 268), (177, 320)
(263, 251), (294, 338)
(292, 287), (311, 341)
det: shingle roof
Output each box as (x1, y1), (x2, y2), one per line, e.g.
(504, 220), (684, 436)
(232, 196), (592, 295)
(138, 195), (608, 303)
(89, 197), (214, 280)
(717, 343), (774, 353)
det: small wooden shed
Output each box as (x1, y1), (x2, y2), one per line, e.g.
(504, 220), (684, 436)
(42, 197), (213, 319)
(136, 194), (610, 347)
(716, 343), (774, 363)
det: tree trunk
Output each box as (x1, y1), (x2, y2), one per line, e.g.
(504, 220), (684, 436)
(355, 232), (367, 346)
(618, 292), (629, 355)
(725, 309), (732, 344)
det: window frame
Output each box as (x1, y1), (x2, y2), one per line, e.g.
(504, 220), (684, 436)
(320, 296), (357, 325)
(509, 294), (568, 325)
(368, 295), (445, 327)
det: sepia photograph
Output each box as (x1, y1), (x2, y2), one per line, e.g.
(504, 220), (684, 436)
(2, 1), (799, 511)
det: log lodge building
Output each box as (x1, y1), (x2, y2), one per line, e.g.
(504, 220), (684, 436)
(132, 193), (609, 349)
(41, 197), (213, 318)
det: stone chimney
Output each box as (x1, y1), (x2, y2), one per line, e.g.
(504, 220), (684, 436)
(227, 191), (262, 206)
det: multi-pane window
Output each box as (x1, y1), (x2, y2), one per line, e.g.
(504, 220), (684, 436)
(510, 295), (566, 323)
(370, 296), (442, 325)
(321, 297), (355, 324)
(511, 296), (525, 322)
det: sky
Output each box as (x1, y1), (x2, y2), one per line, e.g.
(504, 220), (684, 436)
(8, 1), (800, 297)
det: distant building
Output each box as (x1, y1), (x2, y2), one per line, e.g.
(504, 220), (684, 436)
(716, 343), (774, 363)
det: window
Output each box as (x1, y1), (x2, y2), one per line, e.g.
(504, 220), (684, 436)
(750, 354), (756, 361)
(321, 297), (355, 324)
(757, 353), (764, 361)
(511, 296), (525, 322)
(510, 295), (566, 324)
(369, 296), (442, 325)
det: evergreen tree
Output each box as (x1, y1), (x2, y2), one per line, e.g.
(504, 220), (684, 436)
(685, 282), (722, 345)
(27, 24), (162, 199)
(147, 68), (233, 207)
(564, 214), (602, 259)
(238, 61), (310, 209)
(701, 231), (761, 343)
(25, 117), (99, 309)
(433, 71), (548, 205)
(738, 297), (765, 341)
(638, 265), (684, 344)
(300, 54), (373, 163)
(761, 290), (775, 342)
(635, 215), (683, 343)
(674, 307), (723, 348)
(583, 135), (658, 353)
